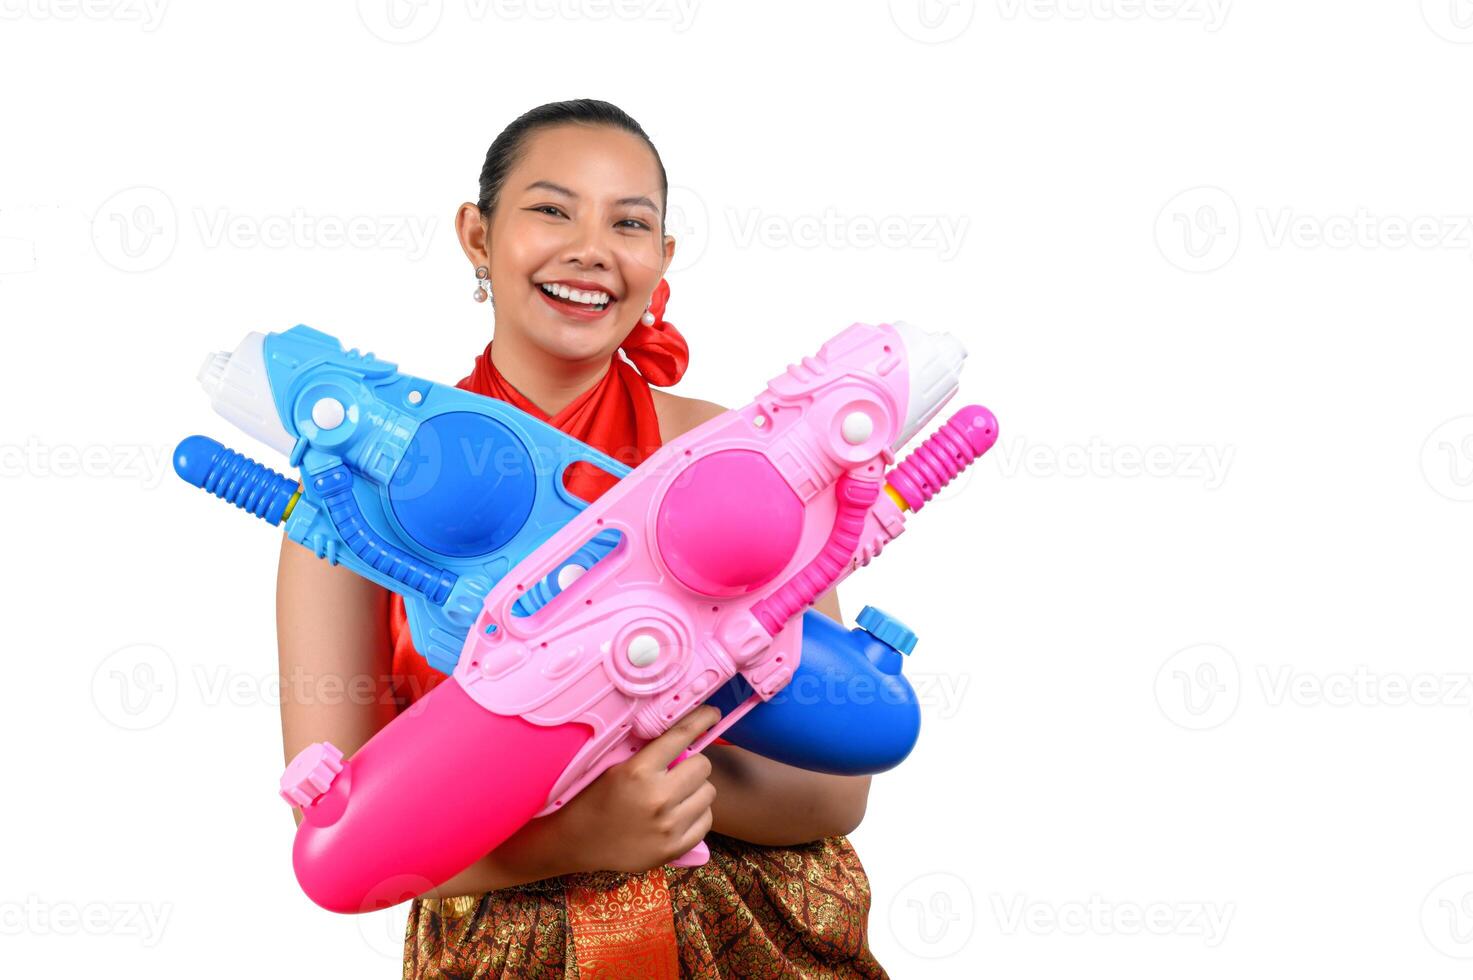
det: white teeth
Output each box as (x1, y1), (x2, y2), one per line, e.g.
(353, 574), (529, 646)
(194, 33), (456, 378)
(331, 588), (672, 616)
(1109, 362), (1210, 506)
(539, 282), (611, 307)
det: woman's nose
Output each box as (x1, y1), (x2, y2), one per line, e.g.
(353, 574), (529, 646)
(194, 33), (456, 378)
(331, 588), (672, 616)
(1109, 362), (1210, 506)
(560, 217), (616, 269)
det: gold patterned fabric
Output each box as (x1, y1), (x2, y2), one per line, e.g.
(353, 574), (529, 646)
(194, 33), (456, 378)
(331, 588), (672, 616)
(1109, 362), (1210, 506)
(403, 833), (889, 979)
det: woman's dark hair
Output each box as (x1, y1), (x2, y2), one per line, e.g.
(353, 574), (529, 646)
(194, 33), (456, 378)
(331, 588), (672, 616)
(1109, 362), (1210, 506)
(477, 99), (667, 233)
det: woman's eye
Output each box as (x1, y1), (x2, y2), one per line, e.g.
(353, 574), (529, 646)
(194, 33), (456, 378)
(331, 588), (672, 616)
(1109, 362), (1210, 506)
(529, 205), (567, 218)
(616, 219), (651, 231)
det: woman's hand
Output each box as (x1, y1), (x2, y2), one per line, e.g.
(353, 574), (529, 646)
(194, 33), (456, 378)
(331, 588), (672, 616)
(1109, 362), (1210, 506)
(552, 705), (720, 874)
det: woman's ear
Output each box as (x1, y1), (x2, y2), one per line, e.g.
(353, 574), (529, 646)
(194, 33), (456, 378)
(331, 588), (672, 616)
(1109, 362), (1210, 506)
(456, 202), (491, 268)
(660, 233), (676, 278)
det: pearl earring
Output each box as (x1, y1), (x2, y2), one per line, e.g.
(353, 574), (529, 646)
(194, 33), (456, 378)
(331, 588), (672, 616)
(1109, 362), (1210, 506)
(473, 265), (490, 303)
(641, 309), (656, 326)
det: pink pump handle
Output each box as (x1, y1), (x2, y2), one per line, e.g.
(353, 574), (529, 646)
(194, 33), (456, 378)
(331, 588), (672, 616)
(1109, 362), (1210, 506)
(751, 469), (882, 635)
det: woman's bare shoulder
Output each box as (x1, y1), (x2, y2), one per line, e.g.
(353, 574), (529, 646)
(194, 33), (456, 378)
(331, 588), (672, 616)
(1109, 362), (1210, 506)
(650, 389), (729, 443)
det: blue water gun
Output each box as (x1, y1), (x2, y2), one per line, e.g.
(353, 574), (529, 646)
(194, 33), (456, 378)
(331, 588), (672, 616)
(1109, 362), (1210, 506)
(175, 325), (925, 773)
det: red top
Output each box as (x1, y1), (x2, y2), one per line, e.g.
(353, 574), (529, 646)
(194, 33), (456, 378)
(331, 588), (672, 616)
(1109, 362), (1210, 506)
(387, 281), (690, 710)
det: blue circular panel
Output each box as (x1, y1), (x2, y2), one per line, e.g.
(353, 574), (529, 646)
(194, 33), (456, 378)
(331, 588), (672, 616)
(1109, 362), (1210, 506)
(388, 412), (536, 558)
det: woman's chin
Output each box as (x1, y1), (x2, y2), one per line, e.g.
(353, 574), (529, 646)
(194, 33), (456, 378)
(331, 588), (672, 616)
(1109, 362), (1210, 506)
(530, 322), (626, 364)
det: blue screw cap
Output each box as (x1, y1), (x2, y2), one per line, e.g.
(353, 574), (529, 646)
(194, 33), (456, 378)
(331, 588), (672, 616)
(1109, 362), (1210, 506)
(856, 605), (918, 656)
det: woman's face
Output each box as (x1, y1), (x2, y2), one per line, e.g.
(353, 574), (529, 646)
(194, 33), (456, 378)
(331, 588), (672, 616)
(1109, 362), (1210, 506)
(478, 123), (674, 365)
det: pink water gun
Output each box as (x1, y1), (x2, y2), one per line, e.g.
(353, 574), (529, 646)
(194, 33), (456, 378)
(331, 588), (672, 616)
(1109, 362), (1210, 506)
(281, 321), (997, 913)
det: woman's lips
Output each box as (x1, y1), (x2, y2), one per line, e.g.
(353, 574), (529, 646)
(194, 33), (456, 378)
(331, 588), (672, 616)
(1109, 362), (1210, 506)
(536, 286), (615, 322)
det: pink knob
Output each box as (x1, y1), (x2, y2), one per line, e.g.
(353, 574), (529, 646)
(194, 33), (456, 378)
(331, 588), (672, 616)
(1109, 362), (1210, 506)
(280, 742), (345, 808)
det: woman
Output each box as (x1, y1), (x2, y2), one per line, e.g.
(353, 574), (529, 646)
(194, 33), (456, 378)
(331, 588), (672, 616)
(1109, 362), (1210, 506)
(277, 99), (888, 978)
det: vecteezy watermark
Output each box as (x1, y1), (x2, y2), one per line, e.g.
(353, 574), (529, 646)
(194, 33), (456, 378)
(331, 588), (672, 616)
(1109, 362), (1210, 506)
(1155, 186), (1240, 274)
(356, 0), (444, 42)
(0, 438), (172, 489)
(193, 208), (436, 260)
(190, 663), (443, 711)
(92, 644), (179, 732)
(0, 897), (173, 946)
(1155, 644), (1240, 731)
(0, 0), (168, 30)
(888, 872), (976, 959)
(991, 437), (1235, 489)
(1423, 873), (1473, 958)
(356, 0), (697, 43)
(1257, 665), (1473, 711)
(1258, 208), (1473, 254)
(1421, 416), (1473, 502)
(727, 208), (970, 262)
(0, 236), (38, 275)
(762, 670), (970, 720)
(988, 894), (1235, 946)
(661, 184), (709, 275)
(92, 185), (438, 270)
(888, 0), (976, 43)
(995, 0), (1230, 31)
(1158, 186), (1473, 272)
(92, 186), (177, 273)
(1157, 644), (1473, 731)
(1421, 0), (1473, 43)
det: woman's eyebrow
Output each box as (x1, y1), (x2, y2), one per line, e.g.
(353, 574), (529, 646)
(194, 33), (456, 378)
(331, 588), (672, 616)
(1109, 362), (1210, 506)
(525, 180), (576, 197)
(616, 195), (659, 214)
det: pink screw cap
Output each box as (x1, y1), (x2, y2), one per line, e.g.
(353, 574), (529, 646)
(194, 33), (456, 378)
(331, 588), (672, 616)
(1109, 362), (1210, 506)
(280, 742), (345, 808)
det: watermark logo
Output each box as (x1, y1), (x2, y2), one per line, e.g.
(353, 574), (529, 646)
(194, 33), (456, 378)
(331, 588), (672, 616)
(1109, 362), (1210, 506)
(92, 186), (177, 273)
(358, 0), (697, 41)
(996, 0), (1230, 31)
(1257, 665), (1473, 711)
(193, 208), (435, 259)
(91, 644), (178, 731)
(1421, 416), (1473, 502)
(0, 897), (173, 946)
(0, 438), (172, 488)
(992, 436), (1234, 489)
(990, 894), (1234, 946)
(1155, 643), (1239, 730)
(0, 0), (168, 29)
(1258, 208), (1473, 253)
(727, 207), (969, 261)
(1421, 0), (1473, 43)
(1160, 187), (1473, 271)
(663, 184), (710, 275)
(357, 0), (443, 42)
(888, 872), (976, 958)
(889, 0), (976, 43)
(1423, 873), (1473, 958)
(0, 236), (38, 275)
(1155, 186), (1239, 273)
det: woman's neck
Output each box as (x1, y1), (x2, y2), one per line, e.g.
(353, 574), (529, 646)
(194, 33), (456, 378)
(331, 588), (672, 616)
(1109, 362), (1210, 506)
(488, 325), (615, 417)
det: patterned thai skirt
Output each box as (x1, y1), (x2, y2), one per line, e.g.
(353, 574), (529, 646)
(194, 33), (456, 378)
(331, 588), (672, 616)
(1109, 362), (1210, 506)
(402, 833), (888, 979)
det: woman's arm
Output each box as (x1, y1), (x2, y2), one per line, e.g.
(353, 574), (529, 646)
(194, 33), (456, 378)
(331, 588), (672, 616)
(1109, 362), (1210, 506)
(277, 536), (587, 890)
(277, 535), (717, 891)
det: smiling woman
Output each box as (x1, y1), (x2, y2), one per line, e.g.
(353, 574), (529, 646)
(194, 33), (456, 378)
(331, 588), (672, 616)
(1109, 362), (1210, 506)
(276, 99), (886, 978)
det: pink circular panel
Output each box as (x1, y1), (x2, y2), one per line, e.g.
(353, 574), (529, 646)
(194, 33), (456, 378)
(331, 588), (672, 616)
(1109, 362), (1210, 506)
(656, 449), (804, 596)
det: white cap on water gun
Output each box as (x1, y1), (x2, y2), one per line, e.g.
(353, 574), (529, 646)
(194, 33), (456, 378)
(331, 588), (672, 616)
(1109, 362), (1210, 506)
(891, 321), (968, 449)
(198, 331), (296, 458)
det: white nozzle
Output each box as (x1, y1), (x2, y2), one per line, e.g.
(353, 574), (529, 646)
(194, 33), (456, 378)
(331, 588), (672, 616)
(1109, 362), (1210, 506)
(197, 331), (295, 457)
(890, 321), (967, 448)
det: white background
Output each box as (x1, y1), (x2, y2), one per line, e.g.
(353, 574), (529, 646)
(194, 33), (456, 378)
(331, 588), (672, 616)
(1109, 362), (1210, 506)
(3, 1), (1471, 976)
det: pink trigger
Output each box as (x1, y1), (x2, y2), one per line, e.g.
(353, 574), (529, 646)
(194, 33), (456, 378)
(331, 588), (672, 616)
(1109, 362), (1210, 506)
(655, 449), (804, 596)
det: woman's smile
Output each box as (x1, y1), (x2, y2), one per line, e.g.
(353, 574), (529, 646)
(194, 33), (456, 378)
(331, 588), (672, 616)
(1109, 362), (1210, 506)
(534, 277), (619, 322)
